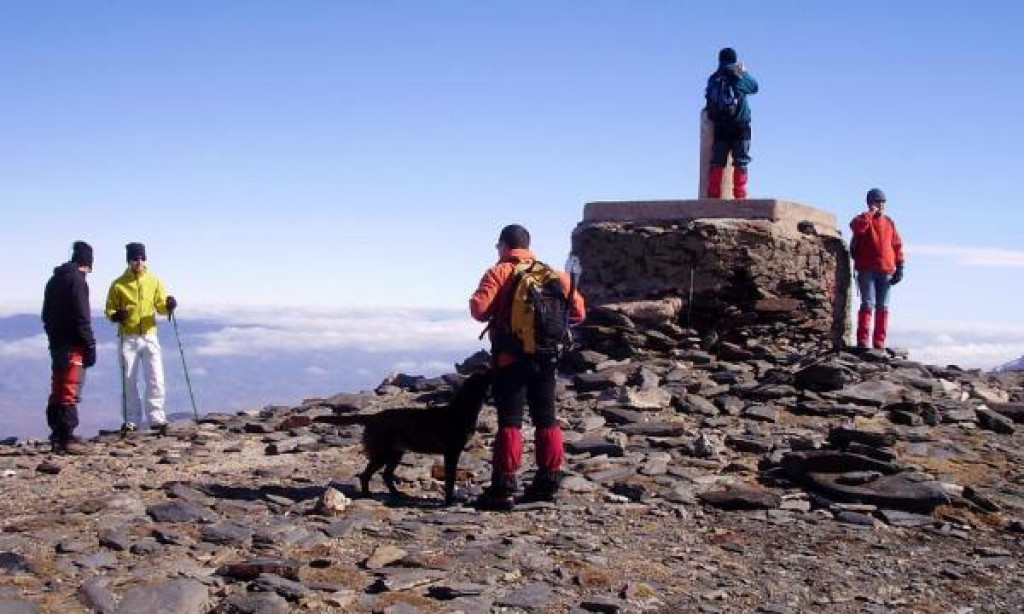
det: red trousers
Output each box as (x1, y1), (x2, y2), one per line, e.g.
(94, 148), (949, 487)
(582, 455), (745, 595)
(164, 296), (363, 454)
(49, 346), (85, 406)
(47, 346), (84, 440)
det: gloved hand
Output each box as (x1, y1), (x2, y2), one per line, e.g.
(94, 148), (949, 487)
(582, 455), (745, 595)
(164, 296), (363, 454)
(110, 309), (128, 323)
(166, 296), (178, 313)
(890, 265), (904, 285)
(82, 345), (97, 368)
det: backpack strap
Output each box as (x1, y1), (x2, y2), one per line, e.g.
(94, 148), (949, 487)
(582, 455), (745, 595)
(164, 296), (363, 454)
(477, 260), (534, 341)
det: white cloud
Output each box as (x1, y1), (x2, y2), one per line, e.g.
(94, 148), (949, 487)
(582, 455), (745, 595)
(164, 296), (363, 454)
(0, 301), (39, 317)
(910, 244), (1024, 267)
(0, 334), (47, 357)
(894, 321), (1024, 369)
(190, 307), (484, 356)
(0, 336), (115, 359)
(390, 360), (457, 376)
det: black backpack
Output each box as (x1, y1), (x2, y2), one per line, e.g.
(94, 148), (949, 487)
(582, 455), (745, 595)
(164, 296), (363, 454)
(484, 261), (573, 358)
(705, 71), (741, 122)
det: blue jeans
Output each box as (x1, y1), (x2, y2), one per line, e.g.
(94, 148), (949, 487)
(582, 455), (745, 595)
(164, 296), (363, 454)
(857, 271), (892, 311)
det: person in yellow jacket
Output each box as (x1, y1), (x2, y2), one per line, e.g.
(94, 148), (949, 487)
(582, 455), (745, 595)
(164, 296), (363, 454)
(105, 243), (177, 432)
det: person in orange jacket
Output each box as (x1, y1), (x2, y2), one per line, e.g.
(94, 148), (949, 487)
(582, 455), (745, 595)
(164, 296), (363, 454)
(470, 224), (585, 510)
(849, 188), (905, 349)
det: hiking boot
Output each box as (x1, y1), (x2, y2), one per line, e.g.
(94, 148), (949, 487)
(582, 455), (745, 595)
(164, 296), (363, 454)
(521, 471), (562, 503)
(475, 487), (516, 512)
(120, 422), (138, 435)
(474, 473), (517, 512)
(152, 422), (169, 436)
(61, 438), (88, 456)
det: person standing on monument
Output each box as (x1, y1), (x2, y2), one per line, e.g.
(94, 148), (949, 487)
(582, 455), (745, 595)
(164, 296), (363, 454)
(469, 224), (586, 511)
(42, 241), (97, 454)
(849, 188), (905, 349)
(105, 242), (177, 433)
(705, 46), (759, 199)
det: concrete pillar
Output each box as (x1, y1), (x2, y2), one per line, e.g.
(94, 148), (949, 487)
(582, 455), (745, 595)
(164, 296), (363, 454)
(698, 111), (733, 199)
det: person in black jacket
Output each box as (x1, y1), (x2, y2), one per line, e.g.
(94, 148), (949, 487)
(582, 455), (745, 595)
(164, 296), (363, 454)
(41, 241), (97, 454)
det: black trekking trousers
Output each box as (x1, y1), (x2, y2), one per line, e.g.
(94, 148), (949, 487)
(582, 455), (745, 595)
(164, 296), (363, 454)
(493, 357), (558, 429)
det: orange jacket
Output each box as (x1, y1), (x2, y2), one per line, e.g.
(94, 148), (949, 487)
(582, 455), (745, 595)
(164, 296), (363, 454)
(470, 248), (586, 366)
(850, 212), (905, 274)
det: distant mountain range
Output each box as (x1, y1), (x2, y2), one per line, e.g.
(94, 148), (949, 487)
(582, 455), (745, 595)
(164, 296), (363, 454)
(0, 311), (479, 440)
(995, 355), (1024, 372)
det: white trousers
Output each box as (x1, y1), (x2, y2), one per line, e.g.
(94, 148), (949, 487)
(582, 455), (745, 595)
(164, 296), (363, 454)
(119, 333), (166, 425)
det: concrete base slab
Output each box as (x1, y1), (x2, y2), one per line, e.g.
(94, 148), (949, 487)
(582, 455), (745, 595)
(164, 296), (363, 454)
(583, 199), (839, 237)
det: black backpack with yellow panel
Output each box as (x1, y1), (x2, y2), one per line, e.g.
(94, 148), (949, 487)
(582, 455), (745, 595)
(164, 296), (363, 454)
(493, 260), (572, 360)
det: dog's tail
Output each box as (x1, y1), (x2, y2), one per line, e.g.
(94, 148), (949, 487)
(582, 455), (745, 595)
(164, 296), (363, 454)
(313, 414), (370, 427)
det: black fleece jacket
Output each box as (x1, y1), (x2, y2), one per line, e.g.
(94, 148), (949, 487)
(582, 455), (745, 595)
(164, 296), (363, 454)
(42, 261), (95, 350)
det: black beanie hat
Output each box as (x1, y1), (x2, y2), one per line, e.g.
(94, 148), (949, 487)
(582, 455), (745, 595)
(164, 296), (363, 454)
(866, 188), (887, 203)
(498, 224), (531, 249)
(71, 241), (93, 268)
(718, 47), (738, 65)
(126, 242), (147, 262)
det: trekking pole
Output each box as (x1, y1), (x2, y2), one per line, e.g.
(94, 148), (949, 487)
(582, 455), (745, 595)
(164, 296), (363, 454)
(169, 312), (200, 422)
(687, 265), (695, 330)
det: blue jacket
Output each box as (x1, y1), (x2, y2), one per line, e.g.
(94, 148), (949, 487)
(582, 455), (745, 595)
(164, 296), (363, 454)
(708, 63), (759, 124)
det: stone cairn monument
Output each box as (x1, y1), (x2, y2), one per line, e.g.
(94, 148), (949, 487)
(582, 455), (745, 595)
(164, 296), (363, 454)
(571, 198), (851, 351)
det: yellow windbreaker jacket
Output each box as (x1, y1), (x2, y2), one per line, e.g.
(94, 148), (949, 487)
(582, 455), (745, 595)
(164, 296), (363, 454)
(104, 268), (170, 335)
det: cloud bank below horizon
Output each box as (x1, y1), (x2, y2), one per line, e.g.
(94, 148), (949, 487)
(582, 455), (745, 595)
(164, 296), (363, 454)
(1, 307), (1021, 370)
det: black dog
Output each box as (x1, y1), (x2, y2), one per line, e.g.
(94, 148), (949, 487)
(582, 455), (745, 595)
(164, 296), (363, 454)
(315, 370), (492, 505)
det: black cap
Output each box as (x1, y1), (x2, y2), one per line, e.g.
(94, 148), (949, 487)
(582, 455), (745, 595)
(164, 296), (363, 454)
(718, 47), (738, 65)
(126, 242), (147, 262)
(866, 188), (886, 203)
(71, 241), (93, 268)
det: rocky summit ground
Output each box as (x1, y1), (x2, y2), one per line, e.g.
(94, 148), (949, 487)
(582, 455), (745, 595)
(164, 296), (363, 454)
(2, 312), (1024, 613)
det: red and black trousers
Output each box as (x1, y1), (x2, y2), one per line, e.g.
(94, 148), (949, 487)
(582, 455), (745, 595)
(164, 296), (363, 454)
(490, 356), (565, 483)
(47, 345), (85, 442)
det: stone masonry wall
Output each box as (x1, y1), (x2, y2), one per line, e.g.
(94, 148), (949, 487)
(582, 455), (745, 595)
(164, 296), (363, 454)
(571, 218), (851, 347)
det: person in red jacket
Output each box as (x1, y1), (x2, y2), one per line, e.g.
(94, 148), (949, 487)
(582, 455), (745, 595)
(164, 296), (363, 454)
(470, 224), (586, 510)
(849, 188), (905, 349)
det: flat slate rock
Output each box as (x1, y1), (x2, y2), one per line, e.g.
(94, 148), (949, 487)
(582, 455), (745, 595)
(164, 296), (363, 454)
(216, 592), (291, 614)
(495, 581), (555, 610)
(793, 361), (850, 392)
(976, 407), (1015, 434)
(599, 407), (649, 425)
(743, 404), (779, 422)
(699, 485), (781, 510)
(323, 392), (372, 412)
(878, 509), (937, 527)
(566, 439), (625, 457)
(580, 595), (628, 613)
(201, 522), (253, 546)
(834, 380), (905, 407)
(117, 578), (209, 614)
(0, 552), (35, 575)
(573, 371), (629, 392)
(149, 500), (217, 525)
(427, 582), (488, 600)
(249, 573), (310, 602)
(0, 601), (40, 614)
(77, 577), (116, 613)
(218, 558), (302, 581)
(617, 421), (687, 437)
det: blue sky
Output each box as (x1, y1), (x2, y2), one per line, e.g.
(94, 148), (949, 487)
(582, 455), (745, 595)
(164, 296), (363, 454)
(1, 1), (1022, 367)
